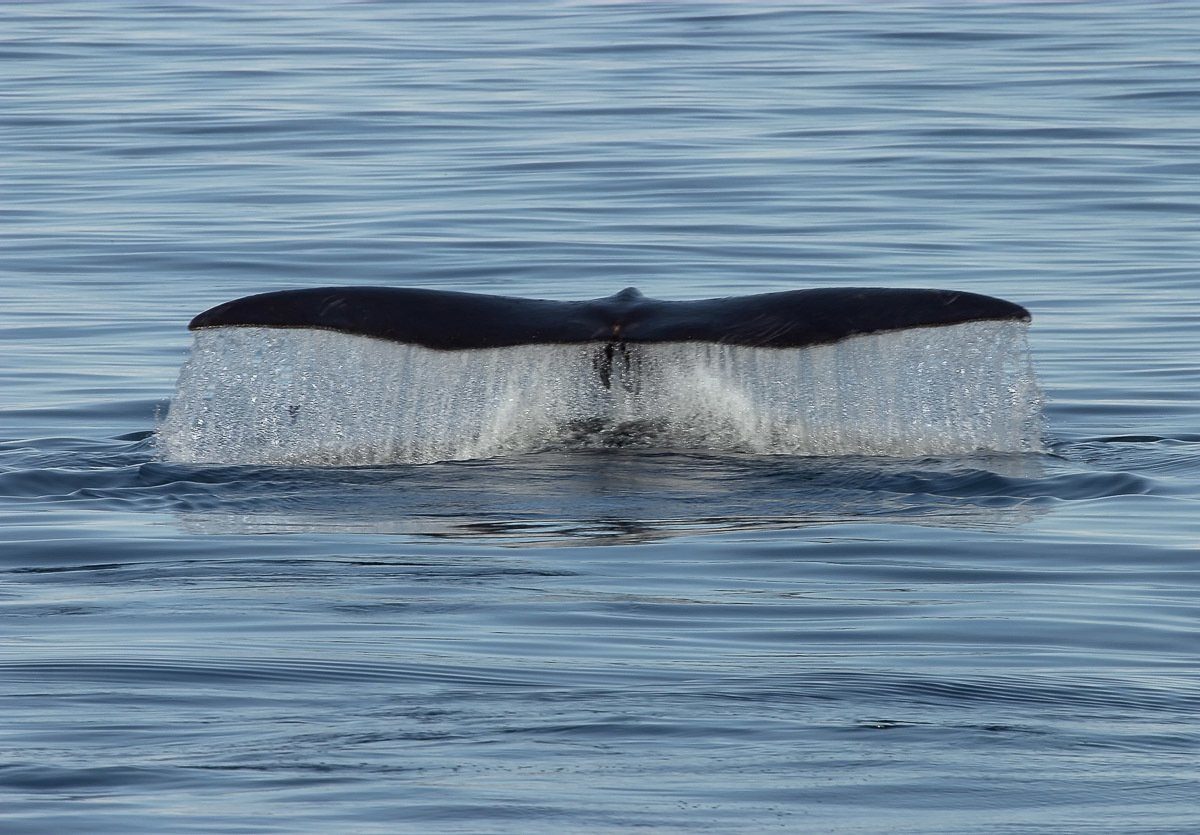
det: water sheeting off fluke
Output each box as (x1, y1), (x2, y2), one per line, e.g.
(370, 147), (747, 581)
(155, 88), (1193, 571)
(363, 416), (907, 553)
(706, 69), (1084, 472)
(157, 321), (1044, 465)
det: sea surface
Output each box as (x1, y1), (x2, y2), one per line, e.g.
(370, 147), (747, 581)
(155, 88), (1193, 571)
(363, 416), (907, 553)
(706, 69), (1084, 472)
(2, 2), (1199, 832)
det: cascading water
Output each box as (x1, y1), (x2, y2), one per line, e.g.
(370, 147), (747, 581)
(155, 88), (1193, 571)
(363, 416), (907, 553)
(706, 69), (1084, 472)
(157, 321), (1044, 465)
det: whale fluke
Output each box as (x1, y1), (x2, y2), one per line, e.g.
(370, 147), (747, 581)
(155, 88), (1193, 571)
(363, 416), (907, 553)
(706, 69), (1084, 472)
(190, 286), (1030, 351)
(164, 286), (1042, 464)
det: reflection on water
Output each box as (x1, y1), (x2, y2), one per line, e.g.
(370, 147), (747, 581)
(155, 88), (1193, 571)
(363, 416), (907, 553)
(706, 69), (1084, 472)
(168, 448), (1051, 540)
(175, 505), (1051, 543)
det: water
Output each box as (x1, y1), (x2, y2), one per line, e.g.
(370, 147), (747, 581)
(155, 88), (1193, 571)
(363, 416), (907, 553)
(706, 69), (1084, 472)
(2, 1), (1199, 831)
(158, 320), (1043, 464)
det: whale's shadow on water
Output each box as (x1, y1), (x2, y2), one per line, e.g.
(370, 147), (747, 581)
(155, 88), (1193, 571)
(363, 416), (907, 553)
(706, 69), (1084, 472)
(157, 446), (1058, 543)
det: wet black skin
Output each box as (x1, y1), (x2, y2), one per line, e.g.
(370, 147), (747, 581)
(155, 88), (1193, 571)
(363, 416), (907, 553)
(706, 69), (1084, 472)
(190, 286), (1030, 389)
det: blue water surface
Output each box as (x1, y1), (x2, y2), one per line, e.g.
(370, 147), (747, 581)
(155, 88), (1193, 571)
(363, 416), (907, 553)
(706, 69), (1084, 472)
(2, 2), (1199, 832)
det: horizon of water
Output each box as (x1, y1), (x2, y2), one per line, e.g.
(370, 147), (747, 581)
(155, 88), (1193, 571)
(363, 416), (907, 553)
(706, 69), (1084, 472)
(3, 2), (1200, 833)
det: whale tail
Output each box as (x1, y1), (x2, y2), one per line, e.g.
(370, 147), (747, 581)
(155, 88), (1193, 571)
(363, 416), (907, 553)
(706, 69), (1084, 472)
(162, 286), (1042, 464)
(188, 286), (1030, 389)
(190, 285), (1029, 349)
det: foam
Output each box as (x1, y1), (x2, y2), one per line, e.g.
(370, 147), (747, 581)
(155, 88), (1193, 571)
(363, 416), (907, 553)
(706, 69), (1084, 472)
(157, 322), (1044, 465)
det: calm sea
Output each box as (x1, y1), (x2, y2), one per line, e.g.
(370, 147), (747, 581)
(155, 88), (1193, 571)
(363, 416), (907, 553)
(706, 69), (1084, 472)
(2, 2), (1199, 832)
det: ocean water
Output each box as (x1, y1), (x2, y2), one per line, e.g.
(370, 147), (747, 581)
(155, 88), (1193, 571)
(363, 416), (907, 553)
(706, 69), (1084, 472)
(2, 1), (1199, 832)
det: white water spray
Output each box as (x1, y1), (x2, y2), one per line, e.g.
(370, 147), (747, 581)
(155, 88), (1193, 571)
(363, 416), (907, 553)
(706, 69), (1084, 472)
(157, 322), (1044, 465)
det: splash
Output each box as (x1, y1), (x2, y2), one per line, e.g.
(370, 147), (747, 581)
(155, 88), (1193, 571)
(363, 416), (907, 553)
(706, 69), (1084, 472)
(157, 322), (1044, 465)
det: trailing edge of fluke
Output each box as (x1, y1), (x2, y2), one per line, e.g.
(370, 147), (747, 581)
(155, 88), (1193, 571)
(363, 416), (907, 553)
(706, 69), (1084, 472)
(189, 286), (1030, 353)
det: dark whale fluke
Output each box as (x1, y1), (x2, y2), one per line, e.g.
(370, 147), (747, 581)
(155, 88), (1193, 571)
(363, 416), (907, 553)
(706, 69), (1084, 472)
(166, 287), (1042, 464)
(190, 286), (1029, 351)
